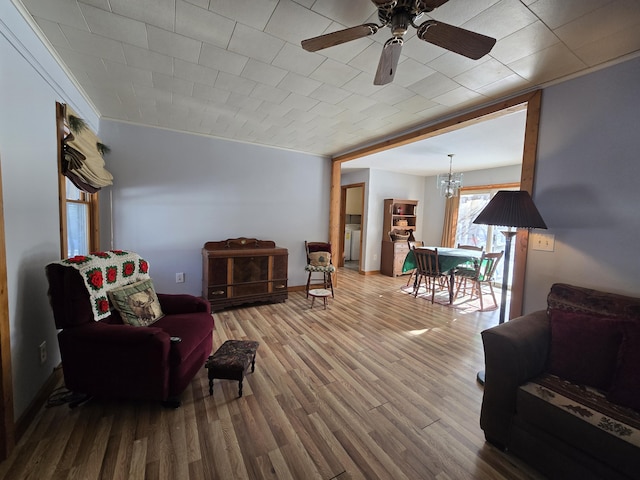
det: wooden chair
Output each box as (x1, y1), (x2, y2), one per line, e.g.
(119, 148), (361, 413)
(454, 251), (504, 310)
(457, 244), (484, 252)
(412, 247), (449, 303)
(405, 240), (424, 286)
(456, 244), (484, 270)
(304, 241), (335, 298)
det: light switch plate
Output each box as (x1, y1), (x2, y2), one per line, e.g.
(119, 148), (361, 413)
(531, 232), (555, 252)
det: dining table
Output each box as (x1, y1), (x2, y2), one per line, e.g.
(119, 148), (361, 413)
(402, 246), (482, 304)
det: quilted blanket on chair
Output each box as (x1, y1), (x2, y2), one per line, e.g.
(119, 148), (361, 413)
(54, 250), (151, 321)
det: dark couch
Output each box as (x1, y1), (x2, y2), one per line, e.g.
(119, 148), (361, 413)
(480, 283), (640, 480)
(46, 258), (214, 405)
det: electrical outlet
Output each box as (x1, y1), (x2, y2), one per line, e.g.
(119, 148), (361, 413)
(39, 341), (47, 365)
(176, 272), (185, 283)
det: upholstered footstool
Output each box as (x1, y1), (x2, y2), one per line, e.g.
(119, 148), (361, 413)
(205, 340), (259, 397)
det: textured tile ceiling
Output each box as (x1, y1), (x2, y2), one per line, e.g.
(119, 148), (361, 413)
(14, 0), (640, 157)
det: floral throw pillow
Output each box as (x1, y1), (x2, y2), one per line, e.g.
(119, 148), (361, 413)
(309, 251), (331, 267)
(107, 278), (164, 327)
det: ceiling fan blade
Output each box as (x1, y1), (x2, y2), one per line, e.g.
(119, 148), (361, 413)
(371, 0), (397, 6)
(301, 24), (379, 52)
(416, 20), (496, 60)
(417, 0), (451, 10)
(374, 38), (403, 86)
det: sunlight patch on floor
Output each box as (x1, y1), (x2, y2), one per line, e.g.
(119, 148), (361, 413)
(408, 328), (430, 336)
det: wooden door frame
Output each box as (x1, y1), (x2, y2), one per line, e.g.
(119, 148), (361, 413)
(0, 156), (16, 460)
(329, 89), (542, 319)
(339, 183), (365, 270)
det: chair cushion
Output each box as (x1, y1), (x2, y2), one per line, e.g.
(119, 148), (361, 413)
(153, 313), (214, 367)
(305, 264), (336, 273)
(107, 278), (165, 327)
(455, 267), (476, 278)
(307, 243), (331, 254)
(309, 251), (331, 266)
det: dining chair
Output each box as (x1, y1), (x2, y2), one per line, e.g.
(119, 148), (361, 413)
(456, 244), (484, 270)
(457, 244), (484, 251)
(405, 239), (424, 286)
(454, 251), (504, 310)
(412, 247), (450, 303)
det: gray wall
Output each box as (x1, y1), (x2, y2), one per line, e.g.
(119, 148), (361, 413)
(525, 55), (640, 312)
(98, 120), (330, 293)
(0, 2), (100, 419)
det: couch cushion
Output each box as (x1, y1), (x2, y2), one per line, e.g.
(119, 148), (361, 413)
(608, 322), (640, 411)
(548, 309), (625, 390)
(107, 278), (164, 327)
(517, 374), (640, 478)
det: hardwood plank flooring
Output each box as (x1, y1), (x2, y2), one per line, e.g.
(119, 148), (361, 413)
(0, 269), (545, 479)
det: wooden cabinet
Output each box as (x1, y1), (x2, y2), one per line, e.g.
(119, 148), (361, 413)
(381, 240), (411, 277)
(380, 199), (418, 277)
(202, 238), (288, 311)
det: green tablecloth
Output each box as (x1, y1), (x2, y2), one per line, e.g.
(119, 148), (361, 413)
(402, 247), (480, 274)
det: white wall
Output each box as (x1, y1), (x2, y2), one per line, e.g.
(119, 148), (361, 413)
(525, 55), (640, 312)
(0, 2), (99, 419)
(98, 121), (330, 293)
(362, 169), (425, 272)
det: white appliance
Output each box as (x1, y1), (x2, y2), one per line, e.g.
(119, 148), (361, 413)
(344, 230), (352, 261)
(350, 229), (361, 261)
(344, 225), (361, 261)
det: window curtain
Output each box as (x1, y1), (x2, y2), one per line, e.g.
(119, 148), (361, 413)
(440, 196), (460, 247)
(61, 104), (113, 193)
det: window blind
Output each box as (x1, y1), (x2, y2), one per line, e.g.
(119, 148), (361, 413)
(62, 104), (113, 193)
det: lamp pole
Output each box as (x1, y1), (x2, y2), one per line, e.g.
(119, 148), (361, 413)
(472, 190), (547, 386)
(476, 230), (516, 385)
(498, 230), (517, 325)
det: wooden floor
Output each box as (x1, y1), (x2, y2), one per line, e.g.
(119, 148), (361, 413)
(0, 269), (545, 480)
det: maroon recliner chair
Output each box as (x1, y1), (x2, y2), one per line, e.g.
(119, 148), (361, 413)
(46, 254), (214, 407)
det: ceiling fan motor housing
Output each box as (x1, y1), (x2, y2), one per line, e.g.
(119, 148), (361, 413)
(378, 0), (426, 27)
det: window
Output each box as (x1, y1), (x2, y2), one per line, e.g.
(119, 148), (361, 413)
(64, 178), (93, 256)
(455, 185), (519, 284)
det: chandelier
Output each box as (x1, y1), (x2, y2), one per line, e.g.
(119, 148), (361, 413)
(437, 154), (463, 198)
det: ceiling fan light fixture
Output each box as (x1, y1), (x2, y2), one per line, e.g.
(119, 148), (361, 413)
(391, 10), (411, 36)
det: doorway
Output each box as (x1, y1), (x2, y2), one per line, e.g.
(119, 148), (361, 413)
(340, 183), (364, 271)
(330, 90), (542, 319)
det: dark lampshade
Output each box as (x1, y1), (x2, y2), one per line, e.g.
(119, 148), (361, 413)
(473, 190), (547, 229)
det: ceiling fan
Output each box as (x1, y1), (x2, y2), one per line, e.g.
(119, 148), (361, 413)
(301, 0), (496, 86)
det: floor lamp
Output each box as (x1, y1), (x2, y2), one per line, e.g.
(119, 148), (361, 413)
(472, 190), (547, 385)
